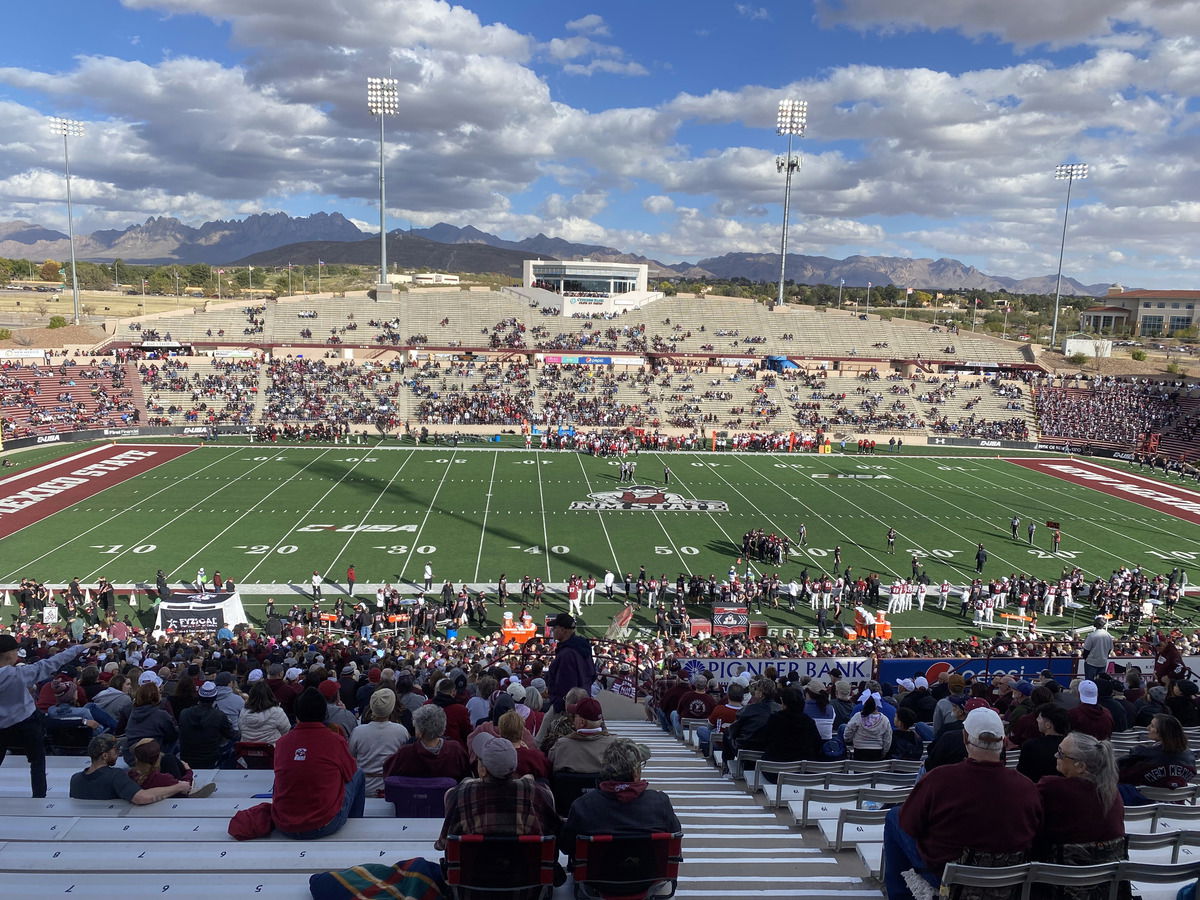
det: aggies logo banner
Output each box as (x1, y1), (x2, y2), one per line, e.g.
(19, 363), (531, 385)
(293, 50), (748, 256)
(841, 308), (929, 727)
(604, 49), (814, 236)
(569, 485), (729, 512)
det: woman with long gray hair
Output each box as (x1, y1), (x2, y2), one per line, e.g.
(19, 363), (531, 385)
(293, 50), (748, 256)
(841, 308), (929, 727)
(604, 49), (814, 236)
(1034, 731), (1125, 862)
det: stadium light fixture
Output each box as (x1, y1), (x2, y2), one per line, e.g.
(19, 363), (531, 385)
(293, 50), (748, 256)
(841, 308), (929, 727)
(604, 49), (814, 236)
(48, 116), (84, 325)
(775, 99), (807, 311)
(367, 77), (399, 287)
(1050, 162), (1088, 348)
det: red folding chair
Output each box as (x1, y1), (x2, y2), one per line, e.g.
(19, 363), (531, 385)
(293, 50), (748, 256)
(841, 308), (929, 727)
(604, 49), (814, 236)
(571, 832), (683, 900)
(444, 833), (557, 900)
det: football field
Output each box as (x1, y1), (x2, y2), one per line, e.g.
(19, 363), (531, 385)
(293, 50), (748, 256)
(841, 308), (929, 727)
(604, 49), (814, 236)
(2, 441), (1198, 638)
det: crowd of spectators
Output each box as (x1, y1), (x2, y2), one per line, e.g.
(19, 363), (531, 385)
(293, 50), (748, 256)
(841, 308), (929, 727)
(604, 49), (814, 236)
(1035, 375), (1194, 448)
(140, 358), (262, 426)
(0, 360), (138, 439)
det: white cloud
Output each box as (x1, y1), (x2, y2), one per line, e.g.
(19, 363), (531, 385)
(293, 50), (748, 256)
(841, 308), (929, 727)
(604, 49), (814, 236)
(643, 195), (676, 215)
(562, 58), (649, 77)
(735, 4), (771, 22)
(565, 14), (609, 36)
(813, 0), (1200, 49)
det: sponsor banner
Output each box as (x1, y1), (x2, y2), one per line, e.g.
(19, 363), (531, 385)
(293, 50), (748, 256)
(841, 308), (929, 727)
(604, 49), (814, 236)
(716, 357), (755, 367)
(0, 348), (46, 359)
(677, 657), (872, 684)
(1, 424), (257, 450)
(542, 355), (614, 365)
(161, 606), (225, 632)
(211, 349), (258, 358)
(1031, 442), (1136, 461)
(928, 437), (1036, 450)
(877, 657), (1078, 686)
(569, 484), (729, 511)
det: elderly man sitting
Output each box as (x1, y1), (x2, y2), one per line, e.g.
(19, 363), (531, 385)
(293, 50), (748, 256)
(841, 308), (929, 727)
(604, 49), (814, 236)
(383, 703), (471, 782)
(882, 706), (1042, 900)
(562, 738), (681, 850)
(548, 697), (616, 774)
(434, 732), (560, 851)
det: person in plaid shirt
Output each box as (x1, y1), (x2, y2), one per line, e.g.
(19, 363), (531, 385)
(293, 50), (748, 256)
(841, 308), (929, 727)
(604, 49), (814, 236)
(434, 732), (560, 851)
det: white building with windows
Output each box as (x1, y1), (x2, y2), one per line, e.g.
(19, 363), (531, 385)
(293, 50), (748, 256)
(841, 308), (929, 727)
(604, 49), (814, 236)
(1080, 285), (1198, 337)
(521, 259), (659, 316)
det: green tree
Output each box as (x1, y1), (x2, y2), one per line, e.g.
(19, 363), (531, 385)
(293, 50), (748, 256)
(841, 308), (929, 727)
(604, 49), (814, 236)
(48, 315), (68, 328)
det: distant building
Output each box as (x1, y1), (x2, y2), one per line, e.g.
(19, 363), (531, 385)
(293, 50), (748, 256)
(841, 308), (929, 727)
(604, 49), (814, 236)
(522, 259), (657, 315)
(412, 272), (460, 286)
(1080, 285), (1198, 336)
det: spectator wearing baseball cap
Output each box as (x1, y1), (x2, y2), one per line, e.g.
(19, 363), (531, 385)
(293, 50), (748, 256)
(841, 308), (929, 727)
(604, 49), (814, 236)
(883, 704), (1041, 900)
(178, 679), (233, 765)
(434, 731), (559, 852)
(548, 696), (616, 774)
(1069, 680), (1114, 740)
(899, 675), (936, 724)
(541, 612), (597, 742)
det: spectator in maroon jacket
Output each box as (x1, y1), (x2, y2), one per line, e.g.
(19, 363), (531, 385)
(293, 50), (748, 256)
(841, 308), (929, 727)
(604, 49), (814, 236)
(1068, 680), (1114, 740)
(382, 703), (470, 781)
(671, 675), (717, 737)
(426, 677), (472, 743)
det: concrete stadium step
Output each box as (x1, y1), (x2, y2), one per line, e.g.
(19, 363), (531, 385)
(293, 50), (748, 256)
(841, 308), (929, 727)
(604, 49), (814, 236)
(0, 815), (441, 842)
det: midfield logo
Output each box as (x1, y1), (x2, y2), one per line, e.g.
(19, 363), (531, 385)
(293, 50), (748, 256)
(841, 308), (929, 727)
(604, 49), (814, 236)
(569, 485), (729, 512)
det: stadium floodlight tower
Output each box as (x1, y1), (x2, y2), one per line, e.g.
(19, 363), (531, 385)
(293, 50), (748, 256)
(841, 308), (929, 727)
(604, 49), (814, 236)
(775, 98), (807, 311)
(1050, 162), (1088, 348)
(367, 77), (399, 291)
(49, 116), (84, 325)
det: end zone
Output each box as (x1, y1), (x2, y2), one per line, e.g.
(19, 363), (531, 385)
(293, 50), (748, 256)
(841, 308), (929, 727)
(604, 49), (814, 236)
(0, 443), (198, 539)
(1005, 457), (1200, 527)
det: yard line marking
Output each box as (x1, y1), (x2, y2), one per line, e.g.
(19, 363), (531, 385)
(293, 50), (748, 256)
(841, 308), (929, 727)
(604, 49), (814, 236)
(974, 459), (1200, 551)
(326, 449), (418, 577)
(734, 453), (896, 577)
(572, 453), (620, 575)
(472, 451), (500, 582)
(533, 451), (552, 581)
(646, 452), (745, 570)
(166, 449), (344, 583)
(891, 457), (1131, 575)
(397, 451), (458, 584)
(1, 448), (244, 581)
(804, 455), (1049, 579)
(239, 448), (379, 583)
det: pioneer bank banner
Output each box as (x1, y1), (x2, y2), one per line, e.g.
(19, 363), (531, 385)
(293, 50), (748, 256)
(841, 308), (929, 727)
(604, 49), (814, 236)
(678, 656), (871, 684)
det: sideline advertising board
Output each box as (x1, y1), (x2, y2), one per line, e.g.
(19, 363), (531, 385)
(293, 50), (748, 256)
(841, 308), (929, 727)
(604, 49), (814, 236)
(677, 656), (871, 684)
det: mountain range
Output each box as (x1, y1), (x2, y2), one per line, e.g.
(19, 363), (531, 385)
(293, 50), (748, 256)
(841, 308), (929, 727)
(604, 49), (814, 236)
(0, 213), (1109, 296)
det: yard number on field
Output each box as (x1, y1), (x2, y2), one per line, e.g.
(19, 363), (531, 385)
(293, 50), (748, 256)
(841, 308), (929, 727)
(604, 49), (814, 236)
(91, 544), (156, 554)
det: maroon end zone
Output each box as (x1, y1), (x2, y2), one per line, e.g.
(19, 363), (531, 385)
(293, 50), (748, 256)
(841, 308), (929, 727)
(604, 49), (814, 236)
(1006, 457), (1200, 526)
(0, 443), (197, 539)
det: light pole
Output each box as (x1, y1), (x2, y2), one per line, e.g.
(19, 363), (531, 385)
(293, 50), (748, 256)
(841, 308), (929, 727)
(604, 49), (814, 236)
(865, 281), (872, 315)
(774, 99), (807, 311)
(48, 116), (83, 325)
(367, 77), (399, 288)
(837, 278), (844, 310)
(1050, 162), (1088, 349)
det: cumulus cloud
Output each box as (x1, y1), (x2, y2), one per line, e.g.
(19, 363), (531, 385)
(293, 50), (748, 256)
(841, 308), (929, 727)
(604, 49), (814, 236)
(735, 4), (772, 22)
(566, 14), (609, 36)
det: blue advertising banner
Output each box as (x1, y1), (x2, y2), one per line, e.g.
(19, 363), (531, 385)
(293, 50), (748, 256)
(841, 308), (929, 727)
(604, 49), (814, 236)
(877, 657), (1078, 687)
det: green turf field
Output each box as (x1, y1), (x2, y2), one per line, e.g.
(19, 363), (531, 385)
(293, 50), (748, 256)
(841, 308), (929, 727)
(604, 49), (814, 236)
(3, 441), (1198, 638)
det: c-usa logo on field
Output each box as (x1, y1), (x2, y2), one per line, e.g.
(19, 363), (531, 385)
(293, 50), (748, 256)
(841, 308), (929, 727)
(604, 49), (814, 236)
(568, 485), (728, 512)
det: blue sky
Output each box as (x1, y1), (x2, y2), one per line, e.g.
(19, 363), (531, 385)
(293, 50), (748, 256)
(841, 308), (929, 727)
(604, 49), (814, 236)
(0, 0), (1198, 286)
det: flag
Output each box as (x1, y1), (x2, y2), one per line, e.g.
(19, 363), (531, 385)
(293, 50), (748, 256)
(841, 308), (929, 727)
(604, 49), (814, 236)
(906, 287), (913, 295)
(217, 268), (225, 275)
(318, 259), (326, 267)
(288, 263), (294, 270)
(867, 281), (872, 288)
(975, 298), (982, 305)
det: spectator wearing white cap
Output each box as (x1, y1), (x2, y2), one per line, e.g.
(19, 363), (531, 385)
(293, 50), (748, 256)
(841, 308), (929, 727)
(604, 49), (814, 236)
(1068, 680), (1114, 740)
(898, 676), (936, 723)
(349, 689), (410, 797)
(882, 705), (1042, 900)
(179, 681), (236, 769)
